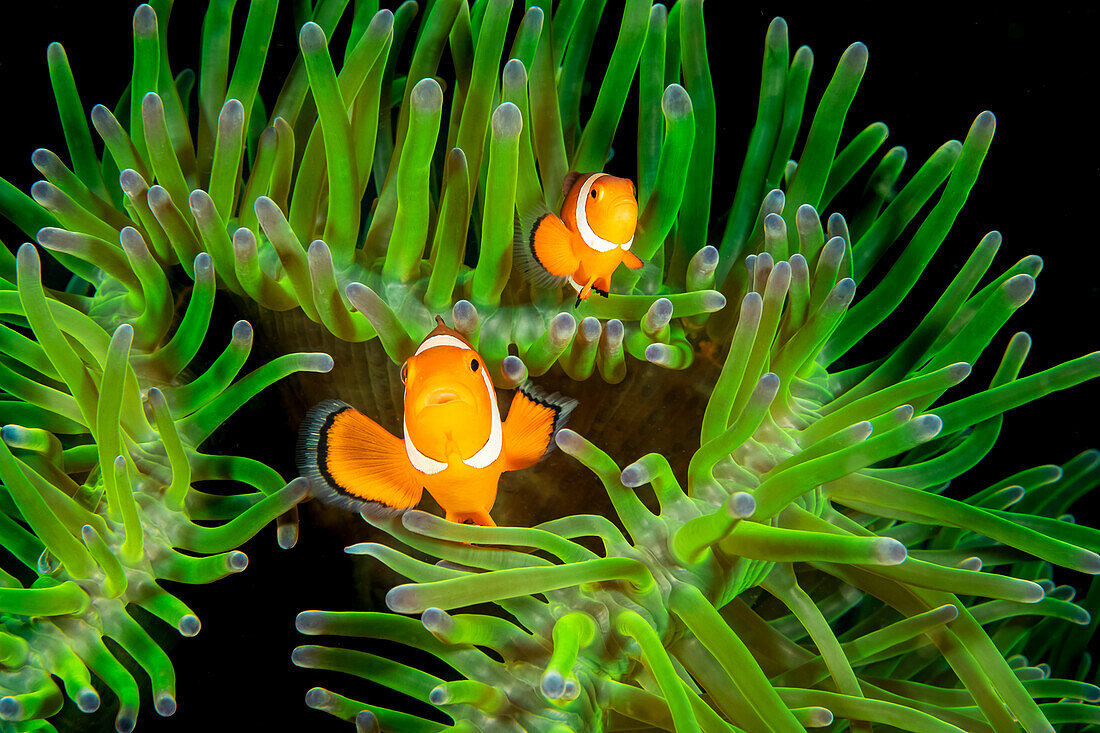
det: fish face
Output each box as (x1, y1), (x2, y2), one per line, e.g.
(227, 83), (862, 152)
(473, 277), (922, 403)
(583, 176), (638, 248)
(402, 345), (494, 460)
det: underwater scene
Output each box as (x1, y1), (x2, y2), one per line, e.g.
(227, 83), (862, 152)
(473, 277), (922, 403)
(1, 1), (1098, 731)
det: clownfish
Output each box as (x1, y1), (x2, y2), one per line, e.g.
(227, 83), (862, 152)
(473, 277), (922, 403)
(298, 317), (577, 526)
(515, 171), (643, 306)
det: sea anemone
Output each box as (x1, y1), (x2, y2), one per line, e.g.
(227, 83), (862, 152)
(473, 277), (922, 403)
(1, 1), (1097, 732)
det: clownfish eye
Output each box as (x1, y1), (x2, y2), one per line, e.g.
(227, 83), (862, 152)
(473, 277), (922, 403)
(470, 359), (480, 372)
(590, 188), (598, 199)
(400, 362), (408, 384)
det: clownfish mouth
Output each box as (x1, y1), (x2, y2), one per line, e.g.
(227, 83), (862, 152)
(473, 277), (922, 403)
(425, 389), (460, 406)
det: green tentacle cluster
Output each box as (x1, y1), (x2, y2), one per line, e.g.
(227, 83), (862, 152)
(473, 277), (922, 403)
(0, 243), (328, 731)
(1, 0), (730, 392)
(287, 11), (1100, 733)
(295, 236), (1100, 730)
(0, 0), (1097, 732)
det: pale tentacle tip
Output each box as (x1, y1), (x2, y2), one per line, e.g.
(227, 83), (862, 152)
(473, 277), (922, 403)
(219, 98), (244, 128)
(0, 697), (22, 721)
(541, 670), (565, 699)
(231, 319), (253, 343)
(873, 538), (907, 565)
(76, 687), (100, 713)
(604, 318), (624, 342)
(277, 522), (299, 549)
(620, 462), (649, 488)
(298, 21), (327, 52)
(661, 83), (692, 118)
(178, 613), (200, 637)
(421, 607), (451, 634)
(154, 691), (176, 717)
(804, 707), (833, 727)
(356, 709), (381, 733)
(291, 647), (318, 668)
(554, 428), (585, 454)
(579, 316), (602, 341)
(728, 492), (756, 519)
(492, 101), (523, 137)
(503, 58), (527, 87)
(115, 708), (137, 733)
(911, 414), (943, 441)
(296, 611), (325, 634)
(385, 585), (418, 614)
(227, 550), (248, 572)
(411, 76), (444, 111)
(304, 686), (332, 709)
(1022, 581), (1046, 603)
(501, 355), (527, 383)
(133, 4), (158, 36)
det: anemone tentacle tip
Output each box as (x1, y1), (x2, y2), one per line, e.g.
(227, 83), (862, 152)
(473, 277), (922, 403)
(295, 612), (324, 635)
(620, 462), (649, 488)
(492, 101), (523, 138)
(385, 586), (420, 615)
(154, 692), (176, 717)
(503, 58), (527, 86)
(728, 492), (756, 519)
(554, 428), (584, 454)
(0, 697), (22, 721)
(178, 614), (201, 637)
(298, 21), (326, 51)
(227, 551), (249, 572)
(874, 538), (907, 565)
(133, 4), (157, 35)
(411, 77), (444, 110)
(76, 688), (100, 714)
(304, 687), (331, 709)
(356, 710), (381, 733)
(115, 711), (136, 733)
(541, 670), (566, 699)
(662, 83), (692, 117)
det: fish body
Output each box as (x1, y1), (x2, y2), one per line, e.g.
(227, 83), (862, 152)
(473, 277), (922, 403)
(298, 318), (576, 526)
(516, 172), (643, 305)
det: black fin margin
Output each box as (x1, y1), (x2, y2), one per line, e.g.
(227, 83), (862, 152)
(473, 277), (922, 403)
(296, 399), (406, 518)
(516, 380), (578, 461)
(513, 207), (571, 289)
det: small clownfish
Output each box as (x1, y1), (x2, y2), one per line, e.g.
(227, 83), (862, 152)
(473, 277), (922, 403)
(298, 317), (577, 526)
(515, 172), (644, 307)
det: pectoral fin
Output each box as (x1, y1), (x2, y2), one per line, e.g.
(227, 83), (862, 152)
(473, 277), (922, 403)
(515, 204), (580, 288)
(298, 400), (423, 515)
(502, 382), (578, 471)
(622, 250), (644, 269)
(446, 509), (497, 527)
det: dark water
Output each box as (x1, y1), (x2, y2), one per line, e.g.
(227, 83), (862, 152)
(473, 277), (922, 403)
(1, 3), (1097, 731)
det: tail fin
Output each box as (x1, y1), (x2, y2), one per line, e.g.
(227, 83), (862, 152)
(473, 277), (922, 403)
(297, 400), (423, 516)
(502, 381), (578, 471)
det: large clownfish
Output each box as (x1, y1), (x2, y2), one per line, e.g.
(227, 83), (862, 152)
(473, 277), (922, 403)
(298, 317), (576, 526)
(515, 172), (643, 306)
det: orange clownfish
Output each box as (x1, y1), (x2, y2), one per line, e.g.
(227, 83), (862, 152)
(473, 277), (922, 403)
(515, 172), (643, 306)
(298, 317), (577, 526)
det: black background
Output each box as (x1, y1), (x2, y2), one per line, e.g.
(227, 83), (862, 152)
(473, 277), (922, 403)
(1, 2), (1097, 731)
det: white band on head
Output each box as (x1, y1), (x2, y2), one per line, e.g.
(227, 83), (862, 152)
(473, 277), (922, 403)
(404, 344), (502, 472)
(575, 173), (634, 253)
(415, 334), (471, 356)
(404, 416), (447, 474)
(463, 367), (503, 468)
